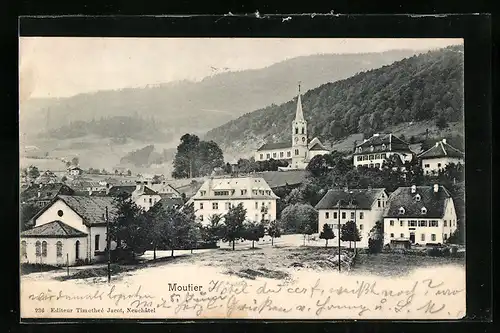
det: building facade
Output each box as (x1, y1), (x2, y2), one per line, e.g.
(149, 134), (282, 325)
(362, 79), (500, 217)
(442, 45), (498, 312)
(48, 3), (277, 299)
(20, 195), (118, 266)
(353, 133), (413, 168)
(383, 184), (458, 246)
(189, 176), (279, 226)
(315, 188), (388, 248)
(254, 84), (330, 170)
(417, 139), (464, 175)
(108, 185), (161, 212)
(67, 166), (83, 176)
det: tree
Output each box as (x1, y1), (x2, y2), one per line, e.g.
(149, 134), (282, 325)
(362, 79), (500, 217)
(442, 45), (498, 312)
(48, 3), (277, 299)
(280, 203), (318, 234)
(298, 223), (314, 246)
(267, 220), (282, 246)
(436, 115), (448, 130)
(127, 169), (132, 176)
(203, 214), (224, 245)
(65, 161), (72, 168)
(71, 156), (79, 166)
(61, 175), (67, 183)
(144, 203), (170, 261)
(319, 223), (335, 248)
(114, 169), (119, 175)
(27, 166), (40, 179)
(340, 221), (361, 249)
(222, 203), (247, 250)
(368, 221), (384, 254)
(20, 203), (39, 231)
(242, 221), (265, 249)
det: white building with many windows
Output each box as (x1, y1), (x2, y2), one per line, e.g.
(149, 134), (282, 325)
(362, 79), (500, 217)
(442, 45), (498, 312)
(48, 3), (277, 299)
(383, 184), (458, 246)
(189, 176), (279, 225)
(417, 139), (464, 175)
(314, 187), (388, 248)
(353, 133), (413, 169)
(254, 83), (330, 170)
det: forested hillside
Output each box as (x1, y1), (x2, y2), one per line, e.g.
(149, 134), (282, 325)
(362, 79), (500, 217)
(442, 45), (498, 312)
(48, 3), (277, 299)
(206, 45), (464, 152)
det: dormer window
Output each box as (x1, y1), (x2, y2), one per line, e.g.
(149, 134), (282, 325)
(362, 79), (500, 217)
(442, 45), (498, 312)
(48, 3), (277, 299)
(399, 207), (405, 215)
(421, 207), (427, 215)
(381, 144), (386, 150)
(415, 194), (421, 201)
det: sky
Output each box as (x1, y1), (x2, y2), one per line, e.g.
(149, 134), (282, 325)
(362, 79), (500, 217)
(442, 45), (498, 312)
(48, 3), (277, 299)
(19, 38), (463, 99)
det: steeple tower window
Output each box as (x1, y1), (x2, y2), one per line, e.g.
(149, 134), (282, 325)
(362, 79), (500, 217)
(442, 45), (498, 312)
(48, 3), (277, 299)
(295, 128), (298, 134)
(301, 127), (305, 134)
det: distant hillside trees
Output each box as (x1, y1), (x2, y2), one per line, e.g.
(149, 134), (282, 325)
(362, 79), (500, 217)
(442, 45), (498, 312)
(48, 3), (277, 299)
(120, 145), (155, 167)
(206, 45), (464, 148)
(172, 134), (224, 178)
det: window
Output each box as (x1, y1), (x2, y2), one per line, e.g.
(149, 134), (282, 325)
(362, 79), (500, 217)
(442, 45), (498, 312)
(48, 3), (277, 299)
(21, 241), (27, 258)
(225, 202), (232, 210)
(400, 220), (404, 227)
(149, 198), (152, 204)
(381, 144), (386, 150)
(200, 203), (204, 209)
(95, 235), (100, 251)
(325, 212), (330, 219)
(350, 212), (355, 219)
(301, 127), (305, 134)
(408, 220), (418, 227)
(260, 154), (263, 159)
(295, 149), (299, 155)
(212, 202), (218, 210)
(381, 153), (387, 159)
(273, 153), (276, 158)
(421, 207), (427, 214)
(424, 164), (430, 168)
(199, 215), (203, 222)
(144, 198), (147, 203)
(280, 152), (284, 158)
(429, 220), (439, 227)
(390, 233), (394, 238)
(369, 164), (374, 168)
(431, 234), (436, 242)
(444, 234), (448, 240)
(42, 241), (47, 257)
(415, 194), (421, 201)
(359, 212), (364, 219)
(437, 163), (442, 168)
(341, 212), (346, 219)
(444, 220), (447, 227)
(390, 220), (395, 226)
(357, 156), (362, 161)
(287, 151), (291, 157)
(214, 191), (230, 196)
(266, 154), (270, 159)
(359, 224), (363, 230)
(375, 163), (380, 168)
(421, 234), (425, 241)
(400, 233), (404, 238)
(358, 147), (362, 153)
(418, 220), (428, 227)
(377, 199), (381, 207)
(200, 191), (206, 196)
(35, 241), (41, 257)
(369, 155), (374, 160)
(56, 241), (63, 257)
(399, 207), (405, 215)
(57, 210), (64, 217)
(295, 128), (298, 134)
(375, 154), (380, 159)
(333, 212), (338, 219)
(363, 155), (368, 161)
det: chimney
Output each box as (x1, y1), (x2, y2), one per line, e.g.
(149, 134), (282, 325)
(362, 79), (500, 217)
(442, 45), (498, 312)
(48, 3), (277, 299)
(442, 138), (447, 144)
(411, 185), (417, 193)
(434, 184), (439, 193)
(37, 191), (41, 198)
(435, 142), (439, 147)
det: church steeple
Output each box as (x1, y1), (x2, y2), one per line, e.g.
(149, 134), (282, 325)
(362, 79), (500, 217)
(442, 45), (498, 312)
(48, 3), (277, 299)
(295, 81), (304, 121)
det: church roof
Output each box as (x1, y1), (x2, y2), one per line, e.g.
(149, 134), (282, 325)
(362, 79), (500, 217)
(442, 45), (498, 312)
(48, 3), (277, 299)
(21, 220), (87, 238)
(309, 142), (328, 151)
(257, 142), (293, 151)
(295, 92), (304, 121)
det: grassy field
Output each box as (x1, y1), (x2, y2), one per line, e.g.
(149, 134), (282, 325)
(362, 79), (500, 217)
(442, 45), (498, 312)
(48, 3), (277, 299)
(351, 252), (465, 277)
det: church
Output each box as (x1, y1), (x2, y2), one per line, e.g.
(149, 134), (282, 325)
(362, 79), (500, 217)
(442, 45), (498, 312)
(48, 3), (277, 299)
(254, 84), (330, 170)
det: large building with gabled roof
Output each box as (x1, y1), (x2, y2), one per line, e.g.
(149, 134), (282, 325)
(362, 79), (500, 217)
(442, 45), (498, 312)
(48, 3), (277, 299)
(353, 133), (414, 169)
(254, 83), (330, 170)
(417, 138), (464, 175)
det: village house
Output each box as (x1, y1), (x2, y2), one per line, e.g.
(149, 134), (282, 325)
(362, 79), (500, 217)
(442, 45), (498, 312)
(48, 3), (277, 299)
(353, 133), (413, 169)
(34, 170), (59, 185)
(417, 139), (464, 175)
(67, 166), (83, 177)
(149, 182), (182, 199)
(20, 195), (118, 266)
(107, 185), (161, 212)
(383, 184), (458, 246)
(315, 187), (388, 248)
(20, 183), (75, 208)
(254, 83), (330, 170)
(189, 176), (279, 226)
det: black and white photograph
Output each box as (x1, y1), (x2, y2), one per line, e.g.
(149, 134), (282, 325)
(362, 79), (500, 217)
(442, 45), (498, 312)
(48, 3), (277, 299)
(19, 36), (467, 320)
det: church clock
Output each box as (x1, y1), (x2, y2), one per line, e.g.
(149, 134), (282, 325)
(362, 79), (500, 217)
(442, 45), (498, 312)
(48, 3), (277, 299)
(294, 137), (299, 143)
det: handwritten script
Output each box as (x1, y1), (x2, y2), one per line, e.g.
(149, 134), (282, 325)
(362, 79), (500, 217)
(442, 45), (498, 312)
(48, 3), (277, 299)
(22, 277), (465, 319)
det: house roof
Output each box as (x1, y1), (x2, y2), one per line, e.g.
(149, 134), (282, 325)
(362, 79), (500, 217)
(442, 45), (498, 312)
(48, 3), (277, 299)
(108, 185), (136, 196)
(68, 166), (82, 170)
(315, 188), (386, 210)
(257, 142), (293, 152)
(193, 176), (279, 200)
(153, 197), (184, 211)
(309, 142), (329, 151)
(134, 185), (158, 196)
(384, 185), (452, 218)
(255, 170), (308, 188)
(20, 183), (75, 203)
(21, 220), (87, 238)
(30, 195), (118, 227)
(354, 133), (411, 154)
(417, 140), (464, 159)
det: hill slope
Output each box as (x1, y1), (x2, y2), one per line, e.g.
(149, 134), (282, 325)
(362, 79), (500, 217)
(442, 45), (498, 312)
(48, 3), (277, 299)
(205, 45), (464, 156)
(20, 50), (423, 138)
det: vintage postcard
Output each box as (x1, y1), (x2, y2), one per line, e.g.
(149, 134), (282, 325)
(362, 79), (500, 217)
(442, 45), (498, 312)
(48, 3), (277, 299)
(19, 37), (466, 320)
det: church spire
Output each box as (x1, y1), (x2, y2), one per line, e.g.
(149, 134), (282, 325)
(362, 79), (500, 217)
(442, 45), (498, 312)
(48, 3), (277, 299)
(295, 81), (304, 121)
